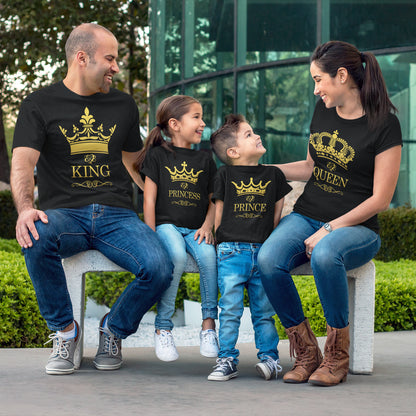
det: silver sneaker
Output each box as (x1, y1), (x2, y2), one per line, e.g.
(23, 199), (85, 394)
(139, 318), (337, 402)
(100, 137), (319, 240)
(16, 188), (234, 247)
(93, 316), (122, 370)
(255, 356), (282, 380)
(45, 321), (81, 375)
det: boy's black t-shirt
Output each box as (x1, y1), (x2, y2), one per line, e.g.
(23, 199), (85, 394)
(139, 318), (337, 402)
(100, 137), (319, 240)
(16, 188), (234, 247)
(141, 145), (217, 229)
(213, 165), (292, 243)
(13, 82), (142, 210)
(294, 99), (402, 232)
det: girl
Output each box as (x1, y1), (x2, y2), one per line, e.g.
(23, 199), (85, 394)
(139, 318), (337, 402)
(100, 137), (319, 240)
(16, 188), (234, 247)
(258, 41), (402, 386)
(136, 95), (218, 362)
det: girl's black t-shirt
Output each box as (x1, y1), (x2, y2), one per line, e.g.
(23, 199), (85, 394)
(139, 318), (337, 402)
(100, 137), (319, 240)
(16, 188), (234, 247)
(294, 99), (402, 232)
(213, 164), (292, 243)
(141, 145), (217, 229)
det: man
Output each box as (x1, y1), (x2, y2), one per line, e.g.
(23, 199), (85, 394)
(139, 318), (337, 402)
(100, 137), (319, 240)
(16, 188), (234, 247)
(10, 23), (172, 375)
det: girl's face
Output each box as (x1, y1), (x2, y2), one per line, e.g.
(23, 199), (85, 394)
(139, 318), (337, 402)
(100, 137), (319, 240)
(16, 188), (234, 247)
(310, 61), (344, 108)
(172, 102), (205, 148)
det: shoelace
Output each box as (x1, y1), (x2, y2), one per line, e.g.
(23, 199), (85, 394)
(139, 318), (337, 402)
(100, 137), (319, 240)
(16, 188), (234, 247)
(45, 333), (71, 359)
(159, 330), (175, 348)
(213, 357), (234, 372)
(262, 357), (282, 379)
(100, 327), (120, 356)
(201, 330), (217, 346)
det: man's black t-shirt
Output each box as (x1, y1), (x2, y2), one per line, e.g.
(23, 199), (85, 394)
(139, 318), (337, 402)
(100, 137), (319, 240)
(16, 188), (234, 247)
(294, 99), (402, 232)
(141, 145), (217, 229)
(213, 165), (292, 243)
(13, 82), (142, 210)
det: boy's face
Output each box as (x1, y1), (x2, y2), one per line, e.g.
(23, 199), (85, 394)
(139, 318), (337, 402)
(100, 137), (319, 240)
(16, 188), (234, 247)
(230, 122), (266, 165)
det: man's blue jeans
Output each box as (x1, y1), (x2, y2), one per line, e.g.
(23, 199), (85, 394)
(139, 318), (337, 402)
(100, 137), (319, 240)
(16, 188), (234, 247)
(217, 242), (279, 365)
(155, 224), (218, 330)
(23, 204), (173, 339)
(257, 212), (381, 329)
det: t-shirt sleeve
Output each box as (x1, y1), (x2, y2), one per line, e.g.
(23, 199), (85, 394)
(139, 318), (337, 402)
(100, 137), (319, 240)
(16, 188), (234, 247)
(212, 167), (225, 203)
(141, 147), (160, 185)
(12, 97), (47, 151)
(121, 97), (143, 152)
(374, 114), (402, 155)
(273, 167), (293, 201)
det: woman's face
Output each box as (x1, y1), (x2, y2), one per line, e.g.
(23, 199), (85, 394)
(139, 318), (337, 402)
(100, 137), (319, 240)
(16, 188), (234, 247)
(310, 61), (344, 108)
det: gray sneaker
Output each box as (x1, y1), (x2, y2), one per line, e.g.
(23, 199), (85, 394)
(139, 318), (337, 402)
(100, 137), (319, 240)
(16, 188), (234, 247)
(93, 315), (123, 370)
(256, 356), (282, 380)
(45, 321), (81, 375)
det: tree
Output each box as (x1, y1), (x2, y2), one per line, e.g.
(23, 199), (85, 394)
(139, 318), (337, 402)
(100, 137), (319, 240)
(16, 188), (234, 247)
(0, 0), (148, 183)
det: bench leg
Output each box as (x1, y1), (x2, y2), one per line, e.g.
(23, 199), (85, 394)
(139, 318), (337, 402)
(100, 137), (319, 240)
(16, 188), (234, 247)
(348, 268), (375, 374)
(64, 269), (86, 370)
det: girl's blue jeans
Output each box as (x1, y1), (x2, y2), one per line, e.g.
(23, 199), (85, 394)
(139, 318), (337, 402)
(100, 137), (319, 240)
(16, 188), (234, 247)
(155, 224), (218, 331)
(217, 242), (279, 365)
(23, 204), (173, 339)
(257, 212), (381, 329)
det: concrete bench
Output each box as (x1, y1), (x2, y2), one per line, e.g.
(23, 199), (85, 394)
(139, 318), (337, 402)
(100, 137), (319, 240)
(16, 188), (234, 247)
(62, 250), (375, 374)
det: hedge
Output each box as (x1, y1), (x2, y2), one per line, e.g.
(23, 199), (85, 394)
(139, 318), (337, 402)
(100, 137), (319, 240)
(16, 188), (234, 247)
(0, 190), (18, 240)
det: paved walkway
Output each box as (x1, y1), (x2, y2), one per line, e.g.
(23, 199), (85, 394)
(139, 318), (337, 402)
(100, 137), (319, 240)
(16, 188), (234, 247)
(0, 330), (415, 416)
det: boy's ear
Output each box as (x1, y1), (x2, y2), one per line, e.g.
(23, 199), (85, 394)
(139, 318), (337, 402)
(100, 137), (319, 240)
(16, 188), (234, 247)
(226, 147), (240, 160)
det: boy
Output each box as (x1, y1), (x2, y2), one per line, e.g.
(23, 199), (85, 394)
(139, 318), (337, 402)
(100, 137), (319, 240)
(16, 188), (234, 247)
(208, 114), (292, 381)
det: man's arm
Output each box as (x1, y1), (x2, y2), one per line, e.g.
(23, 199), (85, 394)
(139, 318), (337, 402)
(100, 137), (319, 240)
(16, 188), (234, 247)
(10, 147), (48, 248)
(122, 150), (144, 191)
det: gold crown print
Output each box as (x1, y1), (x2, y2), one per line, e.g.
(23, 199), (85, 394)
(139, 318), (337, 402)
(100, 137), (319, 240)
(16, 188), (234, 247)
(310, 130), (355, 169)
(165, 162), (203, 185)
(232, 178), (271, 197)
(59, 107), (116, 155)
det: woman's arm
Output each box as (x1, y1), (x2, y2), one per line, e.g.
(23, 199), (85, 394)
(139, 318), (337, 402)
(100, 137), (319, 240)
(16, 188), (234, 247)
(304, 145), (402, 254)
(272, 148), (315, 182)
(143, 176), (158, 231)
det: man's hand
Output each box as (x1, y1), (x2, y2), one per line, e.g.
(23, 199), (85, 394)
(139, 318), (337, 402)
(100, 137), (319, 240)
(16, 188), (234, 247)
(16, 208), (48, 248)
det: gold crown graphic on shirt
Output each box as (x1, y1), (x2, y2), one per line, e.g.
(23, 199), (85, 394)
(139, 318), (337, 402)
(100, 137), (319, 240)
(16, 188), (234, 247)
(310, 130), (355, 169)
(59, 107), (116, 155)
(165, 162), (203, 185)
(232, 178), (271, 197)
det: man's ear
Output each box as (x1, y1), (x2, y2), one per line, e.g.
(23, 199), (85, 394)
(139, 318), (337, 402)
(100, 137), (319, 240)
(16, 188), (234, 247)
(76, 51), (88, 66)
(226, 147), (240, 160)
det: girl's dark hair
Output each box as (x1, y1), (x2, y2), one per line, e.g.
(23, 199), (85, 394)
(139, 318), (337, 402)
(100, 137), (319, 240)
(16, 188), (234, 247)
(135, 95), (200, 172)
(311, 40), (397, 129)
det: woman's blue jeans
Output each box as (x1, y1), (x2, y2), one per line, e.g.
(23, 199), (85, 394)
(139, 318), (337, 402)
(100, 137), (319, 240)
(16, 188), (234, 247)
(257, 213), (381, 329)
(217, 242), (279, 365)
(155, 224), (218, 331)
(23, 204), (173, 338)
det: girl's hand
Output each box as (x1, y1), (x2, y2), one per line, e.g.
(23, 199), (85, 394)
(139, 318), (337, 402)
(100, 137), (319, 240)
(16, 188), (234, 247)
(194, 226), (214, 245)
(304, 227), (330, 258)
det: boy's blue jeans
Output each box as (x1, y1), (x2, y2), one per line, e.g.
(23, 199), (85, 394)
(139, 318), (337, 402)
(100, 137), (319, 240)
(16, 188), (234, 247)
(155, 224), (218, 330)
(257, 212), (381, 329)
(23, 204), (173, 339)
(217, 242), (279, 365)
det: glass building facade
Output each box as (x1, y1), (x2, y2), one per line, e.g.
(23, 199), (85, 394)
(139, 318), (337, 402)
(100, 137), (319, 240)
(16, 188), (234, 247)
(148, 0), (416, 207)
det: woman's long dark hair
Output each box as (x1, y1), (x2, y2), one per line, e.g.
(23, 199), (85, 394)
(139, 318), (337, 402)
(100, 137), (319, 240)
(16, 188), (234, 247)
(311, 40), (396, 129)
(135, 95), (200, 172)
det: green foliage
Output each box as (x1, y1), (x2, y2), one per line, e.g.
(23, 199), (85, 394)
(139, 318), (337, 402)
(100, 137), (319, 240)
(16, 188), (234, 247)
(0, 250), (49, 347)
(0, 237), (20, 253)
(376, 207), (416, 261)
(0, 190), (18, 239)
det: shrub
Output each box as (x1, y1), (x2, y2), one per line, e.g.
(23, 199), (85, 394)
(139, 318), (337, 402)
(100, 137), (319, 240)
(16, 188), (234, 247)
(0, 191), (18, 239)
(0, 250), (49, 347)
(0, 238), (21, 253)
(377, 206), (416, 261)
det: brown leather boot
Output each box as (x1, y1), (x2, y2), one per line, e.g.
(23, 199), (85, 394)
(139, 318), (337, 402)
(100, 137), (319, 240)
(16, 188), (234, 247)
(283, 318), (323, 383)
(308, 324), (350, 386)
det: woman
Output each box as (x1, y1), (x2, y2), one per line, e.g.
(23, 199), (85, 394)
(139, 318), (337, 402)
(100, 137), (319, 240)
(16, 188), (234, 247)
(258, 41), (402, 386)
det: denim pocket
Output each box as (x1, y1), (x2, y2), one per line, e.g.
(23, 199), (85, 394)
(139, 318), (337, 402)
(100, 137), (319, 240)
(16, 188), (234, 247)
(217, 243), (237, 262)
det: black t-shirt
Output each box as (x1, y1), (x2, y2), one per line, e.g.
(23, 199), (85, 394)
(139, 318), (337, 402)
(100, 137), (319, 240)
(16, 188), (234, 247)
(141, 145), (217, 229)
(213, 165), (292, 243)
(294, 99), (402, 232)
(13, 82), (142, 210)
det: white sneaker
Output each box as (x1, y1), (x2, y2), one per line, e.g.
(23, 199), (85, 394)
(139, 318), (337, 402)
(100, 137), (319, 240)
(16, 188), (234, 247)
(154, 330), (179, 362)
(200, 329), (219, 358)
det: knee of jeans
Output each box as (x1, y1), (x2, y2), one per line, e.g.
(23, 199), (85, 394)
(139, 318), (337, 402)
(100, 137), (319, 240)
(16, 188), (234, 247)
(311, 244), (340, 271)
(257, 249), (273, 276)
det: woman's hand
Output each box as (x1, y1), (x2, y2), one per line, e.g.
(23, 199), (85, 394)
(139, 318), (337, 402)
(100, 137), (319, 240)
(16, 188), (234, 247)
(304, 227), (330, 258)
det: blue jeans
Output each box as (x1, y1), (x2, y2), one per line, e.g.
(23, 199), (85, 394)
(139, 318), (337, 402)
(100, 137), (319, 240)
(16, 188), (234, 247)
(23, 204), (173, 338)
(257, 212), (381, 329)
(155, 224), (218, 330)
(217, 242), (279, 365)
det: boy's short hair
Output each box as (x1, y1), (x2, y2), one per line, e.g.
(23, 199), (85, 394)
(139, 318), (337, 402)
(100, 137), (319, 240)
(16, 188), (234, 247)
(210, 114), (247, 164)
